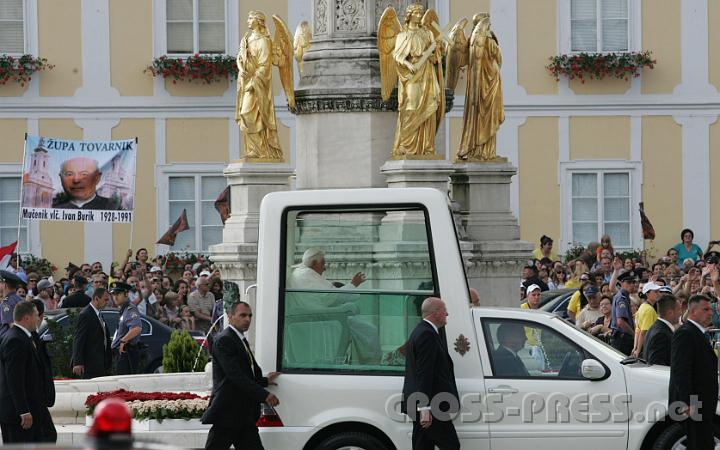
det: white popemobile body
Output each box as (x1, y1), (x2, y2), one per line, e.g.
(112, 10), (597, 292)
(248, 188), (716, 450)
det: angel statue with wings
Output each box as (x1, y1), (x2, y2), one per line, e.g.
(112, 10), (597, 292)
(236, 11), (311, 161)
(378, 4), (445, 158)
(446, 13), (505, 162)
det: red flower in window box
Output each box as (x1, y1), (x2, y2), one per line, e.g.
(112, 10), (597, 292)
(547, 51), (656, 82)
(0, 54), (54, 87)
(145, 54), (238, 84)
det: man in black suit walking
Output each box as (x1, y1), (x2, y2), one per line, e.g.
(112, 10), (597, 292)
(402, 297), (460, 450)
(643, 294), (680, 366)
(0, 301), (44, 443)
(669, 294), (718, 449)
(29, 299), (56, 443)
(201, 301), (280, 450)
(71, 287), (112, 378)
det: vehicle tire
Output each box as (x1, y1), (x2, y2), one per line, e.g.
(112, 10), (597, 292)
(145, 359), (162, 374)
(313, 431), (388, 450)
(652, 422), (720, 449)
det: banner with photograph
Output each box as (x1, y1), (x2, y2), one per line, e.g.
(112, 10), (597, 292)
(20, 135), (137, 223)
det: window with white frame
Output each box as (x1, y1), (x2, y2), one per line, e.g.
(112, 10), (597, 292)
(0, 0), (25, 54)
(0, 177), (28, 253)
(571, 0), (629, 52)
(570, 171), (631, 249)
(166, 0), (225, 54)
(167, 174), (225, 252)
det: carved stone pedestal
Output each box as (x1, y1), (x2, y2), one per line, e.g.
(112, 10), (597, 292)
(381, 159), (454, 194)
(209, 162), (294, 343)
(451, 162), (521, 241)
(451, 162), (533, 307)
(296, 111), (396, 188)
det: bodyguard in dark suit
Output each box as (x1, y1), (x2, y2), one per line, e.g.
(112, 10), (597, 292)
(492, 323), (531, 377)
(71, 287), (112, 378)
(60, 275), (92, 308)
(0, 301), (44, 443)
(669, 294), (718, 449)
(402, 297), (460, 450)
(202, 301), (280, 450)
(643, 294), (680, 366)
(29, 299), (56, 443)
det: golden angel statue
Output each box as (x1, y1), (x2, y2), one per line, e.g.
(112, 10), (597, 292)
(236, 11), (311, 161)
(446, 13), (505, 162)
(378, 4), (445, 158)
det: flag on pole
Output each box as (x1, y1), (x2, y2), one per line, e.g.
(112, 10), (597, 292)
(639, 202), (656, 240)
(157, 209), (190, 246)
(0, 241), (18, 269)
(214, 186), (231, 225)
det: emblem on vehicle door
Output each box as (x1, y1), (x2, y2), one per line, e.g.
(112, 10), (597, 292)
(454, 334), (470, 356)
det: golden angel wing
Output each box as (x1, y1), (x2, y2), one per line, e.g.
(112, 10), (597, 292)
(421, 8), (442, 39)
(445, 18), (468, 90)
(272, 14), (296, 110)
(469, 17), (487, 48)
(293, 21), (312, 74)
(378, 6), (401, 102)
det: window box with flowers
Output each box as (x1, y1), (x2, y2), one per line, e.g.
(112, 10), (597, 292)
(0, 54), (54, 86)
(546, 51), (655, 83)
(145, 54), (237, 84)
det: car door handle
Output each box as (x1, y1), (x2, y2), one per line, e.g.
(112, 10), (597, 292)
(487, 385), (519, 394)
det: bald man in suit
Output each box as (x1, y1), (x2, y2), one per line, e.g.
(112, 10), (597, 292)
(402, 297), (460, 450)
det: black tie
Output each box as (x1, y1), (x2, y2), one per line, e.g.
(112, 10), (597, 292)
(242, 336), (255, 368)
(98, 313), (107, 348)
(705, 331), (713, 345)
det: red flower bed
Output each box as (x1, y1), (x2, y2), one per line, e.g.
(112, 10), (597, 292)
(85, 389), (207, 415)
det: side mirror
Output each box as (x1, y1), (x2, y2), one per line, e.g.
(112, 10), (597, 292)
(581, 359), (607, 380)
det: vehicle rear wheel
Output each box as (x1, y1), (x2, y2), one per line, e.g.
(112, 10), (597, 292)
(314, 431), (387, 450)
(145, 359), (162, 374)
(652, 422), (720, 449)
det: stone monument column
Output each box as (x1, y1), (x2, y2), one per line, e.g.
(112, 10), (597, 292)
(450, 163), (533, 307)
(294, 0), (431, 189)
(209, 162), (294, 344)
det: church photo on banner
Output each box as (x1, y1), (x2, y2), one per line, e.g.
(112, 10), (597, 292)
(20, 135), (137, 223)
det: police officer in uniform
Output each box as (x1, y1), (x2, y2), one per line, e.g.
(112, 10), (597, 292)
(610, 270), (639, 355)
(0, 270), (27, 339)
(109, 282), (142, 375)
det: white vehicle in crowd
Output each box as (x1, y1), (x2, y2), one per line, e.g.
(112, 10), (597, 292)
(251, 188), (715, 450)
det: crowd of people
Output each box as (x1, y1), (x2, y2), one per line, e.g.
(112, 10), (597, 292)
(522, 229), (720, 448)
(0, 248), (226, 336)
(521, 229), (720, 357)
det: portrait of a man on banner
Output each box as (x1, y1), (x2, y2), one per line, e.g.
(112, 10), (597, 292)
(21, 136), (137, 223)
(52, 155), (123, 210)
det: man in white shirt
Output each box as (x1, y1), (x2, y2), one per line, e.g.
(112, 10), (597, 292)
(287, 248), (381, 364)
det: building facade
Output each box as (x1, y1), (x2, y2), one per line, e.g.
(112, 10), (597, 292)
(0, 0), (716, 269)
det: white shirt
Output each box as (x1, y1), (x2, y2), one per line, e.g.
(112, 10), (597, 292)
(423, 318), (439, 334)
(228, 324), (245, 341)
(688, 319), (707, 335)
(13, 323), (32, 338)
(70, 194), (96, 208)
(657, 317), (674, 332)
